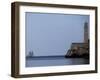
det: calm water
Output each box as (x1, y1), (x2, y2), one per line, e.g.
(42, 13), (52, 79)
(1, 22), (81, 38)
(26, 56), (89, 67)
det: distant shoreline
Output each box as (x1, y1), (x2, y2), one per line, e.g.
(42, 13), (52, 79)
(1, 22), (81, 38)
(26, 55), (89, 59)
(26, 55), (64, 58)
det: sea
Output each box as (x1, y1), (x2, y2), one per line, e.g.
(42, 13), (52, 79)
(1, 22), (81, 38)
(26, 56), (89, 67)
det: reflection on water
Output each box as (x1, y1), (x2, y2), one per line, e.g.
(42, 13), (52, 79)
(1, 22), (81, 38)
(26, 56), (89, 67)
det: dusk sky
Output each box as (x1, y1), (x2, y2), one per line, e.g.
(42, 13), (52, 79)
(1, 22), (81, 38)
(25, 12), (89, 56)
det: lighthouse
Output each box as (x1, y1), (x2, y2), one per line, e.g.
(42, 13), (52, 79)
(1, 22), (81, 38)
(65, 22), (89, 58)
(84, 22), (88, 43)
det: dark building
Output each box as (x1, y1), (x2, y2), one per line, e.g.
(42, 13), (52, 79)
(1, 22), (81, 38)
(65, 22), (89, 58)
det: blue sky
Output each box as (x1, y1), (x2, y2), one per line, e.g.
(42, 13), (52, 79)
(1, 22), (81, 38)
(25, 12), (89, 56)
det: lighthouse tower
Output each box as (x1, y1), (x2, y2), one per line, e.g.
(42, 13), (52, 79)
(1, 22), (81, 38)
(84, 22), (88, 43)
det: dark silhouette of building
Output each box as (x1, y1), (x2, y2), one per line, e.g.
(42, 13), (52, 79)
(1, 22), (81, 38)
(27, 51), (34, 58)
(65, 22), (89, 58)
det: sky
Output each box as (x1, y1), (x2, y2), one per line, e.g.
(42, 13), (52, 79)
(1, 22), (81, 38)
(25, 12), (89, 56)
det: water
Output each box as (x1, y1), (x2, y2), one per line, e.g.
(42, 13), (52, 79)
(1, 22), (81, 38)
(26, 56), (89, 67)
